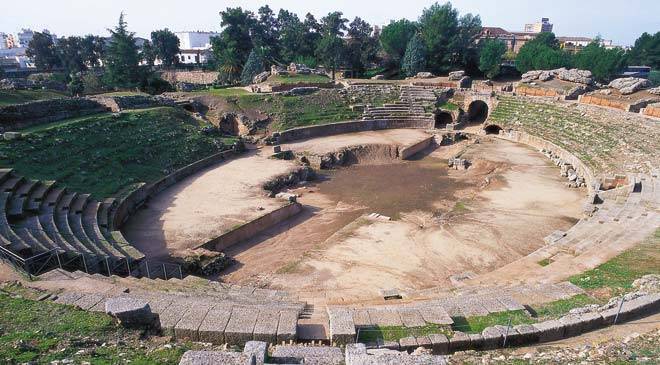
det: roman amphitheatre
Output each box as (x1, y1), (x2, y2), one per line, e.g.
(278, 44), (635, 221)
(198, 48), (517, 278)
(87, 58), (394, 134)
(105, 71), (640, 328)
(0, 69), (659, 364)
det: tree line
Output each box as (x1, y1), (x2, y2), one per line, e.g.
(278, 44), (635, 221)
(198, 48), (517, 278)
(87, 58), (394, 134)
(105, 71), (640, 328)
(17, 2), (660, 94)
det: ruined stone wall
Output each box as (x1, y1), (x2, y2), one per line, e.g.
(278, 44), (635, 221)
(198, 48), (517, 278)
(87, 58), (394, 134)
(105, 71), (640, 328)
(159, 70), (219, 85)
(497, 130), (596, 195)
(271, 82), (336, 92)
(89, 95), (175, 112)
(300, 144), (400, 169)
(112, 149), (238, 229)
(643, 104), (660, 118)
(202, 202), (303, 252)
(515, 86), (561, 98)
(277, 119), (434, 143)
(0, 98), (107, 132)
(579, 95), (629, 112)
(400, 136), (435, 160)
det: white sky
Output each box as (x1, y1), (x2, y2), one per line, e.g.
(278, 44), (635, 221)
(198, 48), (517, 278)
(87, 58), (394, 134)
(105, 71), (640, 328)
(2, 0), (659, 46)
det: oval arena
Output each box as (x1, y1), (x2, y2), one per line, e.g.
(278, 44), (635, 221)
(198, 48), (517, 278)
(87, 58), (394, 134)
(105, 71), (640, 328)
(1, 80), (659, 363)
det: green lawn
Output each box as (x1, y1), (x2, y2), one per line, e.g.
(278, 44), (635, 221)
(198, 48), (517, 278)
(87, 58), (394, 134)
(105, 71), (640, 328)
(0, 90), (68, 106)
(451, 310), (535, 334)
(199, 87), (249, 97)
(357, 324), (451, 343)
(0, 107), (236, 198)
(569, 228), (660, 297)
(438, 101), (459, 111)
(0, 285), (190, 364)
(269, 73), (332, 85)
(531, 294), (601, 320)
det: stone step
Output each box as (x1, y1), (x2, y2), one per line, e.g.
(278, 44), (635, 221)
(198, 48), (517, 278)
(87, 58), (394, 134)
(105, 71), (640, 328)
(0, 192), (32, 253)
(27, 181), (55, 211)
(8, 179), (39, 217)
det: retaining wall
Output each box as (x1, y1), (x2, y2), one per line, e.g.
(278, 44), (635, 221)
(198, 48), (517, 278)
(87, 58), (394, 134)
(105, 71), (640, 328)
(642, 104), (660, 118)
(89, 95), (175, 112)
(202, 202), (303, 252)
(0, 98), (107, 131)
(271, 82), (336, 92)
(496, 130), (596, 195)
(578, 94), (628, 111)
(277, 119), (434, 143)
(400, 136), (435, 160)
(160, 70), (219, 85)
(515, 85), (561, 98)
(112, 149), (238, 229)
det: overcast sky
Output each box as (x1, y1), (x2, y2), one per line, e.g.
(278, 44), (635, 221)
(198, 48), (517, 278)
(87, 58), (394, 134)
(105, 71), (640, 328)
(2, 0), (658, 46)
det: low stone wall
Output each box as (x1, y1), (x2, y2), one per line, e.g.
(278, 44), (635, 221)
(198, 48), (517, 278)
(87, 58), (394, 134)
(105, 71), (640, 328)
(643, 104), (660, 118)
(89, 95), (175, 112)
(202, 202), (303, 252)
(515, 85), (561, 98)
(112, 149), (238, 229)
(159, 70), (219, 85)
(579, 94), (628, 112)
(496, 130), (596, 195)
(277, 119), (434, 143)
(299, 144), (400, 169)
(412, 80), (458, 88)
(0, 98), (107, 131)
(271, 82), (336, 92)
(400, 136), (435, 160)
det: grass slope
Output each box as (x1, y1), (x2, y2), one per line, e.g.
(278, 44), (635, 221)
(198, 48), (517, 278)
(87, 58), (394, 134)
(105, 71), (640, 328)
(0, 90), (67, 106)
(268, 74), (331, 85)
(0, 107), (236, 198)
(0, 284), (190, 364)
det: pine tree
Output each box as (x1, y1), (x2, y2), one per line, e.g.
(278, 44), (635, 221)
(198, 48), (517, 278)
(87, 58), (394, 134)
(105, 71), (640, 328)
(240, 50), (264, 85)
(401, 33), (426, 77)
(104, 13), (140, 88)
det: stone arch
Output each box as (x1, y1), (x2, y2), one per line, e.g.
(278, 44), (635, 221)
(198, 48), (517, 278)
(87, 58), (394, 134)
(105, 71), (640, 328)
(467, 100), (489, 125)
(484, 124), (503, 135)
(434, 111), (453, 129)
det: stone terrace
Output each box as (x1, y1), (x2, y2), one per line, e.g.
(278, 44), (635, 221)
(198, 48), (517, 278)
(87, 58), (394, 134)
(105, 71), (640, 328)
(489, 96), (660, 175)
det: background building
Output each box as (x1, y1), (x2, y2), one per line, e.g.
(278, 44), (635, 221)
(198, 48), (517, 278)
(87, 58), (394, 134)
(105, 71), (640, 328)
(524, 18), (553, 33)
(175, 31), (218, 50)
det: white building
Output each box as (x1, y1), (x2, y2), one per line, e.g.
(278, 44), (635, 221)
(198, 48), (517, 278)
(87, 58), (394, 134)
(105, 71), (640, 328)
(0, 33), (11, 49)
(175, 31), (218, 50)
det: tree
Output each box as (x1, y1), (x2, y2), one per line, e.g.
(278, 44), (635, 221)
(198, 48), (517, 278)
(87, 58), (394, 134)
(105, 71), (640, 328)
(479, 39), (506, 78)
(67, 74), (84, 96)
(516, 32), (572, 73)
(151, 29), (180, 67)
(380, 19), (417, 63)
(80, 35), (105, 68)
(573, 41), (627, 82)
(418, 2), (458, 74)
(240, 49), (265, 85)
(453, 13), (482, 74)
(302, 13), (322, 60)
(316, 12), (348, 79)
(140, 40), (157, 66)
(401, 33), (426, 77)
(251, 5), (280, 62)
(57, 36), (86, 75)
(628, 32), (660, 69)
(278, 9), (306, 63)
(26, 32), (60, 71)
(345, 17), (377, 76)
(104, 13), (141, 88)
(211, 7), (255, 84)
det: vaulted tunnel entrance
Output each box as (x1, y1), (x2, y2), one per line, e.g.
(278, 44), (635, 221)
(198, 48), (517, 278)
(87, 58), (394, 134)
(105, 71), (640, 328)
(467, 100), (489, 125)
(484, 124), (503, 135)
(434, 111), (453, 129)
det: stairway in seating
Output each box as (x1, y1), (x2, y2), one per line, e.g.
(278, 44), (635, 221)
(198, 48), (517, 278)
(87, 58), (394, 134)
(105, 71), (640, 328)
(360, 85), (436, 124)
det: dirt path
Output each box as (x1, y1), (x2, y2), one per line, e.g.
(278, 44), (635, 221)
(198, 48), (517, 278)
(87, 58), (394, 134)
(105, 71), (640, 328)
(222, 137), (585, 304)
(122, 148), (298, 259)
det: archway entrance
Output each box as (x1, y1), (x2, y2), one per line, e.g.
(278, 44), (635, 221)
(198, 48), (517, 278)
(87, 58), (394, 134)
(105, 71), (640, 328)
(484, 124), (502, 135)
(434, 111), (453, 129)
(467, 100), (489, 125)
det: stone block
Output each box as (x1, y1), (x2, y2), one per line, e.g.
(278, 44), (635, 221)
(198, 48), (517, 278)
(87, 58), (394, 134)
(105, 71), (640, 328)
(481, 326), (503, 349)
(273, 145), (282, 153)
(368, 308), (403, 326)
(175, 305), (213, 341)
(512, 324), (540, 345)
(198, 307), (232, 344)
(352, 309), (372, 327)
(3, 132), (22, 140)
(253, 309), (279, 343)
(158, 301), (189, 335)
(399, 309), (426, 327)
(600, 294), (660, 324)
(399, 336), (418, 350)
(243, 341), (267, 365)
(533, 320), (565, 342)
(224, 307), (258, 345)
(327, 308), (356, 345)
(468, 333), (484, 350)
(271, 345), (344, 364)
(415, 335), (432, 348)
(73, 294), (105, 310)
(419, 307), (453, 325)
(105, 297), (158, 329)
(178, 350), (251, 365)
(428, 333), (449, 354)
(53, 292), (83, 305)
(276, 310), (299, 343)
(559, 312), (603, 337)
(448, 331), (470, 352)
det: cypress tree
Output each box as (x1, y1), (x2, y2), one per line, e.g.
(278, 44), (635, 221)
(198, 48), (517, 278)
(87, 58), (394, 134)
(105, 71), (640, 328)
(104, 13), (140, 88)
(240, 50), (265, 86)
(401, 33), (427, 77)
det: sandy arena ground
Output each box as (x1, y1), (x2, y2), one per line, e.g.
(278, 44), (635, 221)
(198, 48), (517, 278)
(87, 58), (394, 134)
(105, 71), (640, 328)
(122, 148), (298, 259)
(283, 129), (431, 155)
(221, 136), (586, 303)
